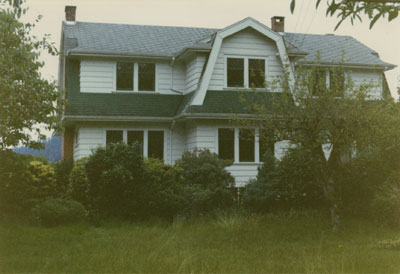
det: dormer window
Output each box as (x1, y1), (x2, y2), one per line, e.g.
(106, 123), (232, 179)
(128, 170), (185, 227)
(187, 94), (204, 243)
(226, 57), (266, 89)
(115, 62), (156, 92)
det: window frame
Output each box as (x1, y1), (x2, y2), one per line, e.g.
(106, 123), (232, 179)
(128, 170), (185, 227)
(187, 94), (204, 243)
(224, 55), (268, 89)
(114, 62), (157, 93)
(216, 127), (275, 164)
(104, 128), (166, 161)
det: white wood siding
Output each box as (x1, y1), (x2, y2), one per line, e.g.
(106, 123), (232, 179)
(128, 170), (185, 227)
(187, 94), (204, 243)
(226, 164), (260, 187)
(80, 60), (115, 93)
(157, 62), (185, 94)
(171, 124), (186, 163)
(349, 69), (382, 99)
(74, 127), (104, 160)
(185, 55), (206, 94)
(209, 28), (285, 90)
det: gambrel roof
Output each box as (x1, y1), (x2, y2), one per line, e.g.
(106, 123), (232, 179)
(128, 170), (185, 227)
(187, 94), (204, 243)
(62, 19), (394, 69)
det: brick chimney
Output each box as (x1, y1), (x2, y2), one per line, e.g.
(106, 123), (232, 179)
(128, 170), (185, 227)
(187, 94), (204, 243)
(271, 16), (284, 32)
(65, 6), (76, 22)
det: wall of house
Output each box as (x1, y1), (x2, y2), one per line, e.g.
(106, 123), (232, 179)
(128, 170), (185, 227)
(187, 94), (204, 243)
(349, 69), (383, 98)
(184, 54), (207, 94)
(208, 28), (285, 90)
(79, 59), (186, 94)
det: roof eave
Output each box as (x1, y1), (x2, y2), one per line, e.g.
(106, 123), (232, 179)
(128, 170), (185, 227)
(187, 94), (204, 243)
(67, 50), (173, 60)
(297, 61), (396, 71)
(62, 115), (173, 126)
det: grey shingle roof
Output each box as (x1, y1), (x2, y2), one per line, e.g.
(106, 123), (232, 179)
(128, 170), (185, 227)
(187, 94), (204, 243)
(62, 20), (394, 68)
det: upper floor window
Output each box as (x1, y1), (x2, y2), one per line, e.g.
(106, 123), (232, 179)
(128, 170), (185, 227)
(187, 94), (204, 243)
(116, 62), (156, 92)
(311, 68), (345, 96)
(226, 57), (266, 89)
(329, 69), (345, 96)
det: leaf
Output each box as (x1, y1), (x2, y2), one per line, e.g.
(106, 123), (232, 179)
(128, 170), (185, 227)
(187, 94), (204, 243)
(389, 8), (399, 21)
(290, 0), (296, 14)
(316, 0), (322, 8)
(369, 13), (381, 28)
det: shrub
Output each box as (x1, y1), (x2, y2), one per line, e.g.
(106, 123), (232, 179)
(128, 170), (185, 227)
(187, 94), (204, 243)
(176, 149), (235, 215)
(26, 161), (57, 208)
(35, 198), (87, 226)
(0, 150), (33, 216)
(143, 158), (185, 219)
(85, 142), (146, 220)
(54, 158), (74, 197)
(371, 171), (400, 226)
(243, 147), (323, 213)
(67, 158), (90, 209)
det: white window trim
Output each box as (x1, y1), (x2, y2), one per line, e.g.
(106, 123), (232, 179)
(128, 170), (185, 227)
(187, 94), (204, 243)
(224, 55), (268, 89)
(216, 127), (267, 164)
(103, 128), (166, 162)
(114, 62), (158, 93)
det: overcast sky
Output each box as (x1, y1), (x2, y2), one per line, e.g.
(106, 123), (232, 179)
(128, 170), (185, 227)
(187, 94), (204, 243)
(24, 0), (400, 97)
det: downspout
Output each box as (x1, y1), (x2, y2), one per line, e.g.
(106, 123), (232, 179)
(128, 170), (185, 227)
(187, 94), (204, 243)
(171, 56), (175, 92)
(170, 119), (176, 164)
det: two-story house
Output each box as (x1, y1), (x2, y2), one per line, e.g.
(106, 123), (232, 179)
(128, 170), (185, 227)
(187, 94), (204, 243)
(59, 6), (395, 186)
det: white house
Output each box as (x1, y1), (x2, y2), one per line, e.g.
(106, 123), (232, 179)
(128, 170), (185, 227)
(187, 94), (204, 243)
(59, 6), (395, 186)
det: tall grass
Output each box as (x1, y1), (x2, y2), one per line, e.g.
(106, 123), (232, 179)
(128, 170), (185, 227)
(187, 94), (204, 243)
(1, 211), (399, 273)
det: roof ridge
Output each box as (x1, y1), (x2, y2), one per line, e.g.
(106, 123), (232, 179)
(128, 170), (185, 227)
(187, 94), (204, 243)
(72, 21), (219, 31)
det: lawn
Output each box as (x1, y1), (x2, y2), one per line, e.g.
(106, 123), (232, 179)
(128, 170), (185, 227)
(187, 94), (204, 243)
(1, 211), (400, 273)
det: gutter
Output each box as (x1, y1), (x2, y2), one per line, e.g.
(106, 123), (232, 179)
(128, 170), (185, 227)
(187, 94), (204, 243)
(297, 62), (396, 71)
(68, 50), (172, 60)
(63, 115), (173, 124)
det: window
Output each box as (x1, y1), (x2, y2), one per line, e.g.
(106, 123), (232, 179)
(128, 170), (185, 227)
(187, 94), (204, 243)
(239, 129), (255, 162)
(311, 69), (327, 96)
(226, 57), (266, 88)
(139, 63), (155, 91)
(106, 130), (123, 145)
(249, 59), (265, 88)
(329, 69), (345, 96)
(148, 131), (164, 160)
(218, 128), (234, 161)
(227, 58), (244, 87)
(116, 62), (133, 91)
(115, 62), (156, 92)
(128, 130), (144, 154)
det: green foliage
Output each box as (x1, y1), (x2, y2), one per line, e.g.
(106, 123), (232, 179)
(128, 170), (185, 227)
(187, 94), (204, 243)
(0, 0), (62, 149)
(67, 158), (90, 209)
(371, 171), (400, 226)
(0, 149), (33, 216)
(290, 0), (400, 30)
(85, 143), (146, 220)
(26, 160), (56, 208)
(176, 149), (235, 215)
(243, 148), (323, 213)
(54, 158), (74, 197)
(34, 198), (87, 226)
(143, 158), (185, 219)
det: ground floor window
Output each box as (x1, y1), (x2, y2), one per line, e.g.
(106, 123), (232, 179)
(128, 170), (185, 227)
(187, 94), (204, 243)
(218, 128), (274, 163)
(106, 129), (164, 160)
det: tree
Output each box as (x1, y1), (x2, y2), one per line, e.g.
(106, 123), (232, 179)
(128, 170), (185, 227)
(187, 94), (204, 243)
(241, 63), (400, 231)
(290, 0), (400, 29)
(0, 0), (62, 149)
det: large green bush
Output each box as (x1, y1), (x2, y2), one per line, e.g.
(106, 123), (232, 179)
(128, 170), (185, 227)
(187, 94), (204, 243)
(243, 147), (323, 213)
(54, 158), (74, 197)
(176, 149), (235, 215)
(67, 158), (90, 209)
(34, 198), (87, 226)
(85, 143), (146, 220)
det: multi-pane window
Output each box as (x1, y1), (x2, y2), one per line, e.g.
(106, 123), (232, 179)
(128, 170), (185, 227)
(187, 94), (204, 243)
(128, 130), (144, 154)
(227, 58), (244, 87)
(116, 62), (134, 91)
(148, 131), (164, 160)
(239, 129), (255, 162)
(115, 62), (156, 92)
(139, 63), (156, 91)
(106, 130), (123, 145)
(218, 128), (235, 161)
(227, 57), (266, 88)
(249, 59), (265, 88)
(329, 69), (345, 96)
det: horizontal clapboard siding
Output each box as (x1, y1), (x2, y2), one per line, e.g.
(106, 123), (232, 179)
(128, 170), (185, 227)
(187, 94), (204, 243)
(74, 127), (104, 160)
(209, 28), (284, 90)
(185, 55), (206, 94)
(350, 70), (382, 98)
(80, 60), (114, 93)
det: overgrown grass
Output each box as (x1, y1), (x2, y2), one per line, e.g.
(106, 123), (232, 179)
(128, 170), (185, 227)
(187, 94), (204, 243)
(1, 211), (400, 273)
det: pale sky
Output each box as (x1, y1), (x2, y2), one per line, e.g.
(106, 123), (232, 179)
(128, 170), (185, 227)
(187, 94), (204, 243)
(24, 0), (400, 96)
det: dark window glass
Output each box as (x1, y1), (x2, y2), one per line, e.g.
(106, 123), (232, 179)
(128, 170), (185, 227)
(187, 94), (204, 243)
(311, 69), (327, 96)
(106, 130), (123, 145)
(218, 128), (234, 161)
(249, 59), (265, 88)
(139, 63), (155, 91)
(239, 129), (255, 162)
(128, 130), (144, 154)
(259, 131), (275, 161)
(227, 58), (244, 87)
(148, 131), (164, 160)
(116, 62), (133, 90)
(329, 69), (345, 96)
